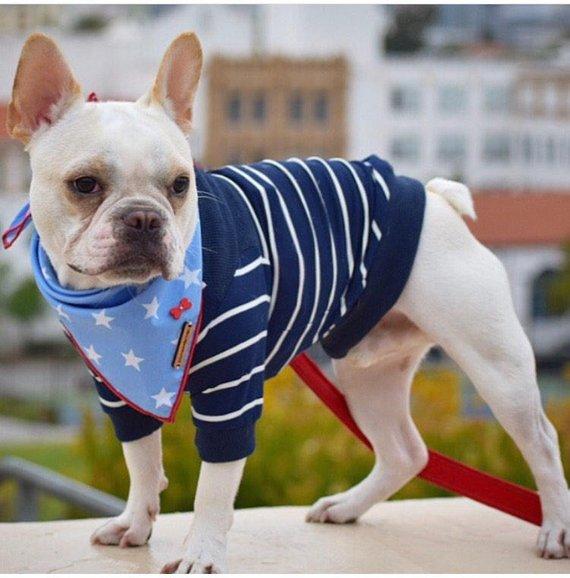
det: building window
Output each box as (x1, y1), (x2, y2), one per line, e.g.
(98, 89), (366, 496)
(390, 85), (420, 113)
(289, 92), (304, 122)
(390, 135), (420, 162)
(252, 92), (266, 123)
(483, 133), (511, 163)
(226, 91), (242, 123)
(545, 136), (556, 164)
(520, 84), (534, 113)
(438, 85), (467, 114)
(437, 134), (466, 163)
(521, 135), (533, 163)
(484, 85), (510, 113)
(314, 92), (329, 123)
(544, 84), (558, 116)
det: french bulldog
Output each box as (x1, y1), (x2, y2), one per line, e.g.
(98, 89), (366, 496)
(5, 32), (569, 573)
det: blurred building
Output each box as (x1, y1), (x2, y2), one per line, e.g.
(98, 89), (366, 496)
(0, 4), (568, 359)
(205, 56), (347, 166)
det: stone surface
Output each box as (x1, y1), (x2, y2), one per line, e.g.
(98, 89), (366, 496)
(1, 498), (570, 573)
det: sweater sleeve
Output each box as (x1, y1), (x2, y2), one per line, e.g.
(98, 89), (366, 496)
(188, 247), (271, 463)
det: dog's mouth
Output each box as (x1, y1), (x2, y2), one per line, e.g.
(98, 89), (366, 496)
(67, 246), (175, 283)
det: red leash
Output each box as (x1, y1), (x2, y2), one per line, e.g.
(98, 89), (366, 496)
(290, 353), (542, 526)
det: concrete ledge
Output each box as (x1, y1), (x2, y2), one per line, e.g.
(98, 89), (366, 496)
(2, 497), (570, 573)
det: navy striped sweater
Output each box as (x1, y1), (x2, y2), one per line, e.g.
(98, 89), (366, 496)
(96, 155), (426, 462)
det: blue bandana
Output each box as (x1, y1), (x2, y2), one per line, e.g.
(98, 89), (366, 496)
(3, 203), (203, 422)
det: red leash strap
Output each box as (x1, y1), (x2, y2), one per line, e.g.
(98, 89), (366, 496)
(290, 353), (542, 526)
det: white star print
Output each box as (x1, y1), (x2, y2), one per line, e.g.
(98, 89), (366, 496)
(55, 305), (71, 321)
(179, 267), (201, 289)
(85, 344), (102, 365)
(152, 387), (175, 408)
(142, 296), (160, 320)
(92, 309), (114, 329)
(122, 349), (144, 371)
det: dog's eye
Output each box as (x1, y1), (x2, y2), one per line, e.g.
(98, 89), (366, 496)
(73, 177), (100, 195)
(171, 176), (189, 196)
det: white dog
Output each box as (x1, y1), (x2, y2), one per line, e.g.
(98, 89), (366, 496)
(5, 32), (569, 573)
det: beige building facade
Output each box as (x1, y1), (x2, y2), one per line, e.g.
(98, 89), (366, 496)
(204, 56), (348, 168)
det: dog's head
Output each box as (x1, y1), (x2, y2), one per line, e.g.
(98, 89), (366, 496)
(7, 33), (203, 289)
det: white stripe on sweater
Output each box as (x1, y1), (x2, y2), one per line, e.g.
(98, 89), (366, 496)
(197, 295), (270, 344)
(212, 173), (270, 261)
(98, 396), (126, 408)
(372, 220), (382, 241)
(226, 166), (281, 320)
(289, 158), (339, 340)
(365, 161), (391, 200)
(263, 160), (322, 364)
(189, 330), (268, 375)
(309, 157), (353, 315)
(332, 158), (370, 287)
(234, 256), (270, 277)
(244, 165), (306, 367)
(202, 365), (265, 394)
(192, 397), (263, 423)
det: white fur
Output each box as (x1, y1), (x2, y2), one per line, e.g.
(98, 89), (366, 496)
(426, 177), (477, 220)
(91, 429), (168, 547)
(28, 101), (198, 289)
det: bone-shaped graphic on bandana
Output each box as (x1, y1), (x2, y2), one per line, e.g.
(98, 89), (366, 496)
(170, 297), (192, 320)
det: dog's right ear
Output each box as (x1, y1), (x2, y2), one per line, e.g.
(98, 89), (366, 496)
(7, 33), (82, 144)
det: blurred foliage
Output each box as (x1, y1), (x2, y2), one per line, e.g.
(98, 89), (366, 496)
(73, 14), (108, 32)
(76, 367), (570, 514)
(0, 396), (58, 424)
(4, 277), (45, 322)
(384, 6), (437, 54)
(547, 243), (570, 316)
(0, 442), (90, 522)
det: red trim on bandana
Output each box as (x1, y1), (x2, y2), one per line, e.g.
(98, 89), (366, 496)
(62, 300), (204, 423)
(2, 210), (32, 249)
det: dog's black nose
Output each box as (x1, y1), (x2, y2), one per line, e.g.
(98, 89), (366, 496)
(122, 209), (164, 232)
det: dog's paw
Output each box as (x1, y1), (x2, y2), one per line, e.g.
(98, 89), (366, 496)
(161, 531), (227, 574)
(161, 555), (224, 574)
(537, 520), (570, 559)
(90, 510), (154, 548)
(306, 493), (358, 524)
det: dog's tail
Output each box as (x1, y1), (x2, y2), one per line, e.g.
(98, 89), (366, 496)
(426, 178), (477, 220)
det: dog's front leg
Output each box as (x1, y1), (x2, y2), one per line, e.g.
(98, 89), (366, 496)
(91, 429), (167, 547)
(162, 458), (246, 574)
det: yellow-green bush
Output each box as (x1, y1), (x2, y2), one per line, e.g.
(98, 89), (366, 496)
(78, 366), (570, 511)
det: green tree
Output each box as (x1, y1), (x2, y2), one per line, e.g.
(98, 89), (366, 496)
(548, 244), (570, 316)
(384, 6), (437, 54)
(5, 277), (45, 322)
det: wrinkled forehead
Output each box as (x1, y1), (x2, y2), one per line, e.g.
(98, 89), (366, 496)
(29, 102), (193, 178)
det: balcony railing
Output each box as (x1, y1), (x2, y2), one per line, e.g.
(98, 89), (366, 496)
(0, 456), (125, 521)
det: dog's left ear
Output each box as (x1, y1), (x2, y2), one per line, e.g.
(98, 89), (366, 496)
(141, 32), (203, 134)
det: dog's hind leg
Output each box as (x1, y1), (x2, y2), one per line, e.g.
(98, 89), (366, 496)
(397, 191), (570, 558)
(306, 313), (431, 524)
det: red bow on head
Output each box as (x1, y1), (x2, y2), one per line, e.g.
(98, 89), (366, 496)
(170, 297), (192, 320)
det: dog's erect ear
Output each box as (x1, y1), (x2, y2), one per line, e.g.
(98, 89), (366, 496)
(141, 32), (203, 134)
(7, 33), (82, 144)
